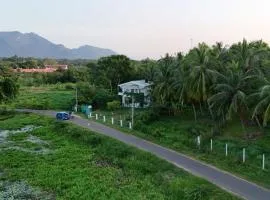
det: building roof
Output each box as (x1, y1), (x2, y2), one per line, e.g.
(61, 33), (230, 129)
(118, 80), (152, 89)
(44, 64), (68, 69)
(15, 67), (57, 73)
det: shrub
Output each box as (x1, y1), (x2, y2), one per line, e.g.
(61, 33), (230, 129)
(107, 100), (120, 111)
(92, 89), (115, 109)
(135, 109), (159, 125)
(64, 83), (75, 90)
(76, 82), (96, 104)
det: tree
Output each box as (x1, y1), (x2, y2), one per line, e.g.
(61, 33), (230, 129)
(229, 39), (269, 73)
(251, 82), (270, 127)
(152, 54), (179, 114)
(0, 66), (19, 102)
(76, 82), (96, 104)
(186, 43), (220, 119)
(208, 69), (254, 131)
(97, 55), (133, 93)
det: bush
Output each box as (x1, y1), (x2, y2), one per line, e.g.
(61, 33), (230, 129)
(76, 82), (96, 104)
(135, 109), (160, 125)
(107, 100), (120, 111)
(92, 89), (115, 109)
(64, 83), (75, 90)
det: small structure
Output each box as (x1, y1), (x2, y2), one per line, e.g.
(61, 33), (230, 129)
(118, 80), (152, 108)
(44, 64), (68, 70)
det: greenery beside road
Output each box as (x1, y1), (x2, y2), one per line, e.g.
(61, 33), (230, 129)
(2, 38), (270, 196)
(0, 113), (239, 200)
(89, 108), (270, 189)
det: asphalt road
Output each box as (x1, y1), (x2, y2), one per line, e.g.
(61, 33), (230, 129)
(18, 109), (270, 200)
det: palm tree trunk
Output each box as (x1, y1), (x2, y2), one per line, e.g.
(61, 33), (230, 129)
(255, 115), (262, 130)
(192, 103), (197, 122)
(207, 101), (214, 120)
(199, 102), (203, 115)
(239, 110), (247, 135)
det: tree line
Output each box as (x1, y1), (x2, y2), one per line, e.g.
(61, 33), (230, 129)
(2, 39), (270, 129)
(149, 39), (270, 130)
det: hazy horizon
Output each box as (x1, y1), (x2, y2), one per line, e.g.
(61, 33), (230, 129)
(1, 0), (270, 59)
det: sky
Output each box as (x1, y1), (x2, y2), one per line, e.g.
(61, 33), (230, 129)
(0, 0), (270, 60)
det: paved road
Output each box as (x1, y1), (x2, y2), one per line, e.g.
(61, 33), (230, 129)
(19, 109), (270, 200)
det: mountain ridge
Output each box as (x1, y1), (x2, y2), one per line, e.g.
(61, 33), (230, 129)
(0, 31), (117, 59)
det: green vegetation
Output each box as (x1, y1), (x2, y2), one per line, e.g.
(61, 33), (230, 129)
(2, 39), (270, 193)
(0, 66), (19, 103)
(90, 108), (270, 188)
(0, 113), (239, 200)
(10, 85), (74, 110)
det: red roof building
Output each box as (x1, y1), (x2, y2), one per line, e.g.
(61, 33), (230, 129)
(14, 64), (68, 73)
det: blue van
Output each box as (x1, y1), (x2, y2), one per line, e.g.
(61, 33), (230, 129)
(56, 112), (70, 120)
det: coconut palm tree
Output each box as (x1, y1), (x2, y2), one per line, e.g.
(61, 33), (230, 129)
(152, 54), (175, 107)
(251, 82), (270, 127)
(186, 43), (223, 120)
(230, 39), (269, 73)
(208, 69), (254, 131)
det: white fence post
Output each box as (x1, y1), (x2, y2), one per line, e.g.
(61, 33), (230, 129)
(243, 148), (245, 163)
(262, 154), (265, 170)
(103, 115), (106, 122)
(210, 139), (213, 151)
(95, 114), (98, 120)
(111, 117), (114, 125)
(225, 144), (228, 156)
(197, 136), (201, 148)
(120, 120), (123, 127)
(129, 122), (132, 129)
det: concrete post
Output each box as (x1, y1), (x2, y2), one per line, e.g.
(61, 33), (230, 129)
(120, 120), (123, 127)
(243, 148), (246, 163)
(262, 154), (265, 170)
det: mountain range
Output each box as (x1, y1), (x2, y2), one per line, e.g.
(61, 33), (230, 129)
(0, 31), (116, 59)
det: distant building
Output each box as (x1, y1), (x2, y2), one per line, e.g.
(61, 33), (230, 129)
(118, 80), (152, 108)
(44, 64), (68, 70)
(15, 64), (68, 73)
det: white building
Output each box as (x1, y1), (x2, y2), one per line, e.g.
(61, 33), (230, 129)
(118, 80), (152, 108)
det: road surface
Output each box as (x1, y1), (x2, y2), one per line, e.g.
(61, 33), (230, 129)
(18, 109), (270, 200)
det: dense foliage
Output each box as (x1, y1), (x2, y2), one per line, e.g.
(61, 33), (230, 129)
(2, 39), (270, 128)
(0, 65), (19, 102)
(149, 40), (270, 129)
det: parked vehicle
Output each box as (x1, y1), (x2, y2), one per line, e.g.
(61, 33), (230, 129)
(56, 112), (70, 120)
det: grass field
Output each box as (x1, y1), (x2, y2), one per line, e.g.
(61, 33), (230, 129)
(10, 85), (75, 110)
(89, 109), (270, 189)
(0, 113), (239, 200)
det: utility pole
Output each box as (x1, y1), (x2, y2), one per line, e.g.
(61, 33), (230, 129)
(131, 95), (134, 127)
(75, 87), (78, 112)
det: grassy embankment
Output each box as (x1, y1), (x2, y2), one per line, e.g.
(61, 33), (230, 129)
(0, 113), (239, 200)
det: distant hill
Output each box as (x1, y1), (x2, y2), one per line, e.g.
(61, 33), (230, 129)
(0, 31), (117, 59)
